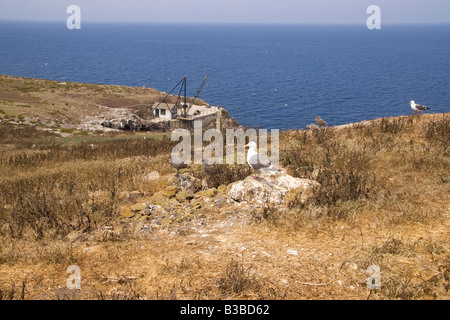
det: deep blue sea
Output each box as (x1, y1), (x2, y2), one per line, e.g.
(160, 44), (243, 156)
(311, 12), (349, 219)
(1, 21), (449, 129)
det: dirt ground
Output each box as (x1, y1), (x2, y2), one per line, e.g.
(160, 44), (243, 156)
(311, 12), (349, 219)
(1, 205), (448, 300)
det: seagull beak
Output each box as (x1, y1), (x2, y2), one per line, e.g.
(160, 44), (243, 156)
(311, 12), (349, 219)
(244, 144), (249, 149)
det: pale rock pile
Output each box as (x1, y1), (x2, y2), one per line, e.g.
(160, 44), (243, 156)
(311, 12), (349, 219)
(227, 170), (320, 207)
(67, 169), (320, 242)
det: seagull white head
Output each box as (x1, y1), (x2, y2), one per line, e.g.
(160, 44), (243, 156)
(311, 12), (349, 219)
(410, 100), (415, 105)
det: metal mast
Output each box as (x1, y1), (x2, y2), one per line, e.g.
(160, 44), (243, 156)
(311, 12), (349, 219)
(184, 74), (208, 117)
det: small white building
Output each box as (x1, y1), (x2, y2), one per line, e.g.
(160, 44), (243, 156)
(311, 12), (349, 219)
(152, 102), (219, 120)
(151, 102), (222, 130)
(152, 103), (176, 120)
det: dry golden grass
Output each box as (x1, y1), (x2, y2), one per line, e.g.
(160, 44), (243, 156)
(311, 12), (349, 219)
(0, 124), (174, 240)
(0, 111), (449, 300)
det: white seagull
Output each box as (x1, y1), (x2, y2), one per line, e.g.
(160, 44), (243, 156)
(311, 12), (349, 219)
(410, 100), (429, 114)
(244, 141), (278, 176)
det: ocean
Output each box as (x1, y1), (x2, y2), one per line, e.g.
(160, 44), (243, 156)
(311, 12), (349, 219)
(0, 21), (449, 130)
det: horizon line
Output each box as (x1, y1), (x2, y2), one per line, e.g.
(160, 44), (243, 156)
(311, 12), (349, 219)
(1, 19), (450, 26)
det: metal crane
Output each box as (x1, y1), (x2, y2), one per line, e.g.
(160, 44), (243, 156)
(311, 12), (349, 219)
(183, 74), (208, 117)
(153, 74), (208, 119)
(153, 76), (186, 118)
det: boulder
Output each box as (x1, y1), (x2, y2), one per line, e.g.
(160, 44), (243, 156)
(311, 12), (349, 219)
(175, 189), (195, 203)
(169, 174), (202, 193)
(143, 171), (160, 182)
(101, 116), (143, 131)
(149, 187), (180, 207)
(130, 202), (147, 213)
(128, 190), (144, 201)
(119, 208), (135, 218)
(195, 188), (217, 199)
(227, 171), (319, 206)
(161, 186), (181, 198)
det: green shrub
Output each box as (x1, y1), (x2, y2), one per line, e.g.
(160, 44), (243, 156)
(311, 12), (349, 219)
(60, 128), (74, 134)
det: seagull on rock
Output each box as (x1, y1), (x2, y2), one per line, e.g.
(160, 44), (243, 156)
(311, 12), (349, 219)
(410, 100), (429, 114)
(315, 116), (328, 128)
(244, 141), (278, 176)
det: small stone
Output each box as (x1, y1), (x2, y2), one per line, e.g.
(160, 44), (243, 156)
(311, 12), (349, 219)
(129, 190), (144, 201)
(119, 208), (135, 218)
(144, 171), (160, 181)
(130, 203), (146, 212)
(217, 185), (227, 194)
(176, 189), (195, 203)
(190, 201), (202, 210)
(117, 191), (129, 201)
(196, 188), (217, 199)
(161, 186), (181, 198)
(348, 263), (358, 270)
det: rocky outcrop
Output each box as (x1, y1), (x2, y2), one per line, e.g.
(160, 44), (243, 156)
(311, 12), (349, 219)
(67, 171), (320, 242)
(168, 174), (203, 193)
(227, 170), (319, 206)
(101, 116), (169, 132)
(117, 171), (319, 222)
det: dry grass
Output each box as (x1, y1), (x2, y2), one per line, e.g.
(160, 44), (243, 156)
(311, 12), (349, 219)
(0, 105), (449, 300)
(278, 114), (449, 225)
(0, 124), (174, 241)
(218, 259), (262, 295)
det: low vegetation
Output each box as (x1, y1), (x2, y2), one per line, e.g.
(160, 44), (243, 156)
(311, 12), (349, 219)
(0, 77), (448, 300)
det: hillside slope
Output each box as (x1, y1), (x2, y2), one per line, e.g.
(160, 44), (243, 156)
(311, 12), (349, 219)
(0, 75), (208, 131)
(0, 76), (448, 300)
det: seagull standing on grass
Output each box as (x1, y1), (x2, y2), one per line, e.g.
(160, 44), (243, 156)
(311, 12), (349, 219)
(244, 141), (278, 176)
(410, 100), (429, 114)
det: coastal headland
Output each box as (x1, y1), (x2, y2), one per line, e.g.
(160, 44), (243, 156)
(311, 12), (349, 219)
(0, 75), (448, 300)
